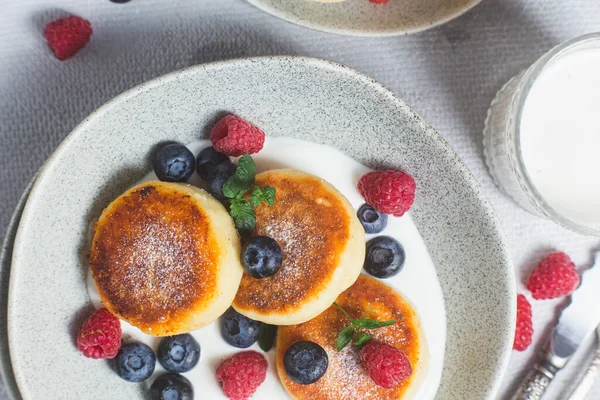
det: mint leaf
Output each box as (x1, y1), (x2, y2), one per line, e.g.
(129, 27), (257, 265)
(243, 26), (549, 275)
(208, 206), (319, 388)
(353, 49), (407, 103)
(236, 154), (256, 182)
(354, 332), (371, 348)
(262, 185), (276, 206)
(220, 154), (277, 235)
(336, 326), (355, 351)
(222, 180), (239, 199)
(352, 319), (396, 330)
(230, 200), (256, 233)
(258, 323), (277, 352)
(223, 154), (256, 198)
(333, 302), (395, 351)
(250, 185), (276, 207)
(251, 186), (263, 207)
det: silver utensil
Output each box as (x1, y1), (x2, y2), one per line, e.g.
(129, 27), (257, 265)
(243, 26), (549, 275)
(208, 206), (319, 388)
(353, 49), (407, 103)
(512, 251), (600, 400)
(567, 325), (600, 400)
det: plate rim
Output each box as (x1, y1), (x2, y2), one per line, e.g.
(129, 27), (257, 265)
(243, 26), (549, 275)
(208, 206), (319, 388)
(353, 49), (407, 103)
(0, 174), (36, 400)
(245, 0), (482, 37)
(7, 55), (515, 399)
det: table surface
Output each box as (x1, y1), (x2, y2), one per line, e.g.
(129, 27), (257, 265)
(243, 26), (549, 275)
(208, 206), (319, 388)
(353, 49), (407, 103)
(1, 0), (599, 399)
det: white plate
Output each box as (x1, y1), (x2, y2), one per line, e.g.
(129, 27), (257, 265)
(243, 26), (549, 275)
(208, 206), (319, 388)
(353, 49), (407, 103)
(246, 0), (481, 36)
(7, 56), (514, 399)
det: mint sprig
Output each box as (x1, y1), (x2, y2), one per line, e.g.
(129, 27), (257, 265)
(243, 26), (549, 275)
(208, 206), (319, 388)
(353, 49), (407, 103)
(223, 154), (276, 233)
(251, 185), (276, 207)
(229, 201), (255, 233)
(334, 302), (395, 351)
(222, 154), (256, 198)
(354, 332), (372, 347)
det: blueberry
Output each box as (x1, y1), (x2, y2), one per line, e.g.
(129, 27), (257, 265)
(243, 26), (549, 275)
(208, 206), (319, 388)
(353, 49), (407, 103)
(153, 143), (195, 183)
(206, 162), (236, 200)
(283, 341), (328, 384)
(364, 236), (405, 278)
(109, 0), (131, 3)
(150, 373), (194, 400)
(220, 308), (261, 348)
(157, 334), (200, 373)
(242, 236), (283, 279)
(115, 342), (156, 382)
(357, 204), (388, 234)
(196, 147), (231, 181)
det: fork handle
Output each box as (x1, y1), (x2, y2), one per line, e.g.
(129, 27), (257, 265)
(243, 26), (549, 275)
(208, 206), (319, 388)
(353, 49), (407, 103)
(567, 347), (600, 400)
(511, 344), (569, 400)
(511, 359), (561, 400)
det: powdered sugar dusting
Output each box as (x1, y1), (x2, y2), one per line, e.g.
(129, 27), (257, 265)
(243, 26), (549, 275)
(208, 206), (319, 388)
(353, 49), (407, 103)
(276, 276), (419, 400)
(319, 345), (378, 399)
(89, 183), (218, 334)
(234, 172), (352, 312)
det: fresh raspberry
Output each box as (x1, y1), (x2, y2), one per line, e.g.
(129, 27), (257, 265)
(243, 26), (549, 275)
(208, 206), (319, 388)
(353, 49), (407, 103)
(358, 170), (416, 217)
(370, 0), (390, 3)
(514, 294), (533, 351)
(360, 341), (412, 389)
(43, 16), (92, 61)
(216, 351), (267, 400)
(526, 252), (580, 300)
(76, 308), (121, 359)
(210, 115), (265, 157)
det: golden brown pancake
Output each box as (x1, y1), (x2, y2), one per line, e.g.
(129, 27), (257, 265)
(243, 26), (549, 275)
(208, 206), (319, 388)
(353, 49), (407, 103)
(232, 169), (365, 326)
(276, 275), (427, 400)
(89, 180), (242, 336)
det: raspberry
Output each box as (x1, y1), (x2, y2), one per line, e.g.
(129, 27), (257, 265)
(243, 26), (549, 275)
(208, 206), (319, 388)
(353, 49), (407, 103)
(360, 341), (412, 389)
(76, 308), (121, 359)
(370, 0), (390, 3)
(526, 252), (580, 300)
(357, 170), (416, 217)
(216, 351), (267, 400)
(210, 115), (265, 157)
(514, 294), (533, 351)
(43, 16), (92, 61)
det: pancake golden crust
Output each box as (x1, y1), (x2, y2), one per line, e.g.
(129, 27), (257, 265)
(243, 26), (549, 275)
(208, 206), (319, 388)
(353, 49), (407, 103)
(232, 169), (365, 325)
(276, 275), (426, 400)
(90, 181), (242, 336)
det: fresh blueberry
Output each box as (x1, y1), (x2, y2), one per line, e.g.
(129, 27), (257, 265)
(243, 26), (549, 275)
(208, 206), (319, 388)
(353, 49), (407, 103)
(364, 236), (405, 278)
(153, 143), (195, 183)
(242, 236), (283, 279)
(196, 147), (231, 181)
(157, 334), (200, 373)
(150, 373), (194, 400)
(357, 204), (388, 234)
(115, 342), (156, 382)
(206, 162), (236, 200)
(220, 308), (261, 348)
(283, 341), (328, 384)
(109, 0), (131, 3)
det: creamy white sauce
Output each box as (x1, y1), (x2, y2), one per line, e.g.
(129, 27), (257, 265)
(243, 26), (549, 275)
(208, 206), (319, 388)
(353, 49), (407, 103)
(520, 47), (600, 229)
(87, 137), (446, 399)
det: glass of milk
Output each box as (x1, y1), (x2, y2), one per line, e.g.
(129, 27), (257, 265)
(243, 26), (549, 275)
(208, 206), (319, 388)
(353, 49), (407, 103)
(484, 33), (600, 236)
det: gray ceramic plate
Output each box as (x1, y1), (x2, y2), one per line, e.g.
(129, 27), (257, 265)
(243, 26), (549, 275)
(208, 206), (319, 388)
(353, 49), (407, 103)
(0, 177), (35, 400)
(246, 0), (481, 37)
(7, 56), (514, 399)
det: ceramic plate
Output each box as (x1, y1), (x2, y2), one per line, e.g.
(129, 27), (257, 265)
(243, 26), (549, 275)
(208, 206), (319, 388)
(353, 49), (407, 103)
(246, 0), (481, 37)
(0, 177), (35, 400)
(7, 56), (514, 399)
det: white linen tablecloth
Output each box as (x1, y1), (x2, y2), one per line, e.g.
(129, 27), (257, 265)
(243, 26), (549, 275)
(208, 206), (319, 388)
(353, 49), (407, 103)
(1, 0), (599, 399)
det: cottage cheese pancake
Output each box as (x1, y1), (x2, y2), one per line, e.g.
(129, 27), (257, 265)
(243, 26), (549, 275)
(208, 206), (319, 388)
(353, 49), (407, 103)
(232, 169), (365, 325)
(89, 180), (242, 336)
(276, 275), (427, 400)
